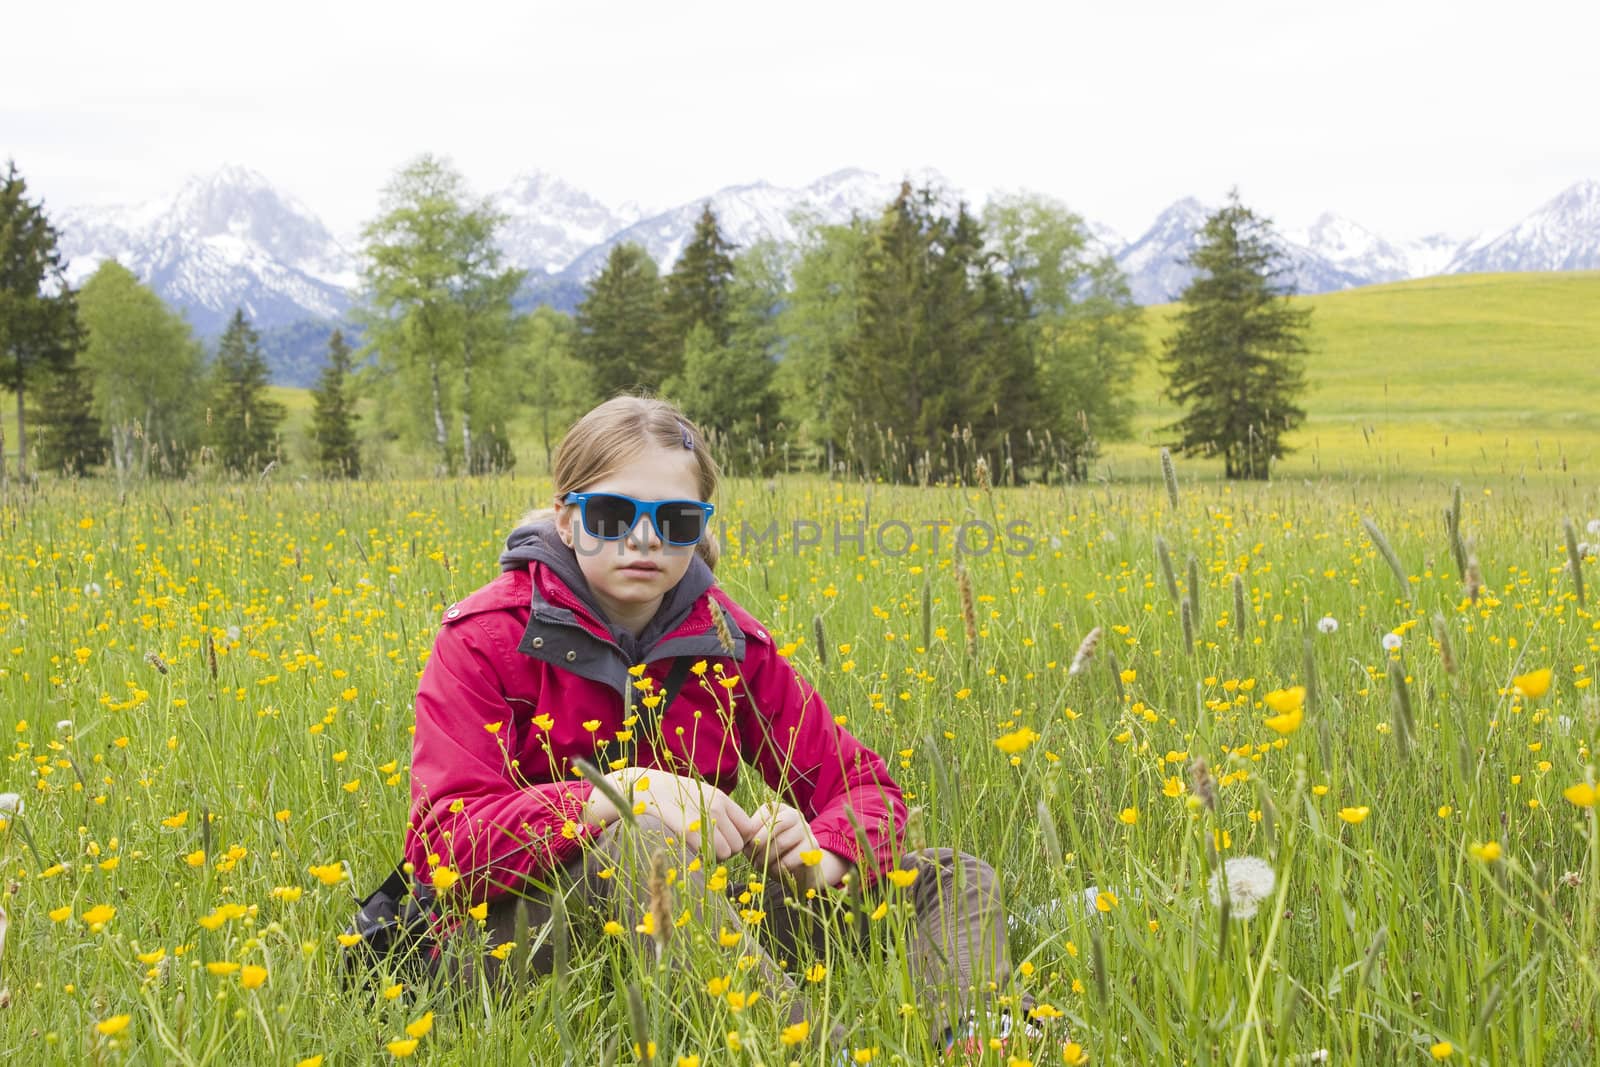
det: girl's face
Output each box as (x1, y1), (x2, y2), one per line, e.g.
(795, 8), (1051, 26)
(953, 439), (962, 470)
(556, 444), (705, 636)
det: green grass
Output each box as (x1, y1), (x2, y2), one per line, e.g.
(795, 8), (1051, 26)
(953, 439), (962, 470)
(2, 470), (1599, 1063)
(1108, 271), (1600, 479)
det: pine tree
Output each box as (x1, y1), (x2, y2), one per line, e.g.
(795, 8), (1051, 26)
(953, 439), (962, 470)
(32, 353), (106, 475)
(1161, 191), (1311, 479)
(658, 204), (737, 376)
(310, 328), (360, 477)
(207, 308), (286, 473)
(573, 243), (665, 397)
(1, 160), (80, 480)
(843, 184), (1037, 483)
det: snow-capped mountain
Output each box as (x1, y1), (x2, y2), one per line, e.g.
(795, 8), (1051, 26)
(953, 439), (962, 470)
(1446, 179), (1600, 274)
(560, 168), (963, 281)
(56, 165), (356, 336)
(1114, 198), (1213, 305)
(1118, 201), (1468, 304)
(1284, 214), (1412, 285)
(494, 171), (645, 276)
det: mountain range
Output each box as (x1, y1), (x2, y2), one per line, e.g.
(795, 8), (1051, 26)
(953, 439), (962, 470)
(49, 167), (1600, 384)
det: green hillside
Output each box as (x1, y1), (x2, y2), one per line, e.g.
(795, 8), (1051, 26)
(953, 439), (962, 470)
(1108, 271), (1600, 478)
(6, 272), (1599, 480)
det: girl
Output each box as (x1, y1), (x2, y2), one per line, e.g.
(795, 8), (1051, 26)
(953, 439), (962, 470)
(405, 396), (1042, 1058)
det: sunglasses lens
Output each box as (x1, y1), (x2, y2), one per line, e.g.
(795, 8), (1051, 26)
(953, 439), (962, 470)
(656, 502), (706, 545)
(581, 494), (638, 539)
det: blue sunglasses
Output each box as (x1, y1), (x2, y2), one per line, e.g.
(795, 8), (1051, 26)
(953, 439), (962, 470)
(562, 492), (715, 546)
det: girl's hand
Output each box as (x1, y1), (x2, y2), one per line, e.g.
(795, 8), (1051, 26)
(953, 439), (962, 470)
(745, 801), (851, 891)
(581, 768), (758, 861)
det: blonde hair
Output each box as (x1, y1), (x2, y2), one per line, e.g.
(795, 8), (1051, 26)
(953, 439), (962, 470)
(524, 395), (723, 569)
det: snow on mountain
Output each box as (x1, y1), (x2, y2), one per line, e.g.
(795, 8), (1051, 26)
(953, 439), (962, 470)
(1114, 198), (1213, 305)
(494, 170), (643, 275)
(560, 168), (965, 281)
(1115, 201), (1467, 304)
(1447, 180), (1600, 274)
(56, 165), (355, 335)
(1284, 213), (1412, 285)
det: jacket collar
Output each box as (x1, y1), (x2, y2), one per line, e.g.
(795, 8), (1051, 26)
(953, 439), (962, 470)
(515, 560), (746, 698)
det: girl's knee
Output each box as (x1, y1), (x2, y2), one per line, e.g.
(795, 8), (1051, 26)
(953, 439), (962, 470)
(901, 849), (999, 896)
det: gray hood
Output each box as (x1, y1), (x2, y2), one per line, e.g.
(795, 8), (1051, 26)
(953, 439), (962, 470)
(499, 519), (718, 665)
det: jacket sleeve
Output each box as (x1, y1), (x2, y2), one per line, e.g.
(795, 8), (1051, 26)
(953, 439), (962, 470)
(736, 644), (907, 882)
(407, 615), (595, 903)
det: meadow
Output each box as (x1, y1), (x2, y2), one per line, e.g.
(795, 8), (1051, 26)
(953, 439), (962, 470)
(2, 461), (1599, 1065)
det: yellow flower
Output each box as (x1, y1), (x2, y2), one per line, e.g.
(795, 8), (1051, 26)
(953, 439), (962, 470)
(532, 713), (554, 731)
(1118, 807), (1139, 826)
(185, 850), (207, 867)
(886, 868), (919, 888)
(82, 903), (116, 927)
(603, 920), (626, 937)
(869, 900), (889, 921)
(1512, 668), (1552, 699)
(404, 1012), (434, 1039)
(1119, 669), (1137, 683)
(1563, 783), (1597, 808)
(49, 905), (71, 923)
(308, 862), (347, 886)
(430, 866), (460, 892)
(468, 901), (489, 921)
(136, 948), (165, 965)
(1263, 686), (1305, 714)
(386, 1038), (419, 1058)
(799, 849), (823, 867)
(483, 721), (503, 734)
(1430, 1041), (1454, 1059)
(717, 927), (741, 947)
(781, 1019), (811, 1045)
(1063, 1043), (1089, 1066)
(206, 961), (241, 976)
(271, 885), (304, 903)
(296, 1058), (325, 1067)
(1162, 776), (1186, 797)
(1262, 706), (1303, 736)
(240, 965), (268, 990)
(1094, 890), (1118, 912)
(95, 1014), (131, 1036)
(337, 933), (364, 947)
(726, 989), (759, 1011)
(1338, 806), (1371, 825)
(382, 983), (404, 1000)
(488, 942), (515, 960)
(805, 963), (827, 983)
(1469, 841), (1502, 862)
(994, 727), (1039, 755)
(161, 810), (189, 829)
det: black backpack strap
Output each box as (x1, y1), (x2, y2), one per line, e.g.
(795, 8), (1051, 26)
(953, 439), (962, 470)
(619, 657), (695, 766)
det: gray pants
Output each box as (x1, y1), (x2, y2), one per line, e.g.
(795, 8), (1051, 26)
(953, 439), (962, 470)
(444, 815), (1015, 1043)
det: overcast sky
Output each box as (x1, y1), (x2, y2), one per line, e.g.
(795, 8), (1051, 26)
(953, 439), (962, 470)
(6, 0), (1598, 243)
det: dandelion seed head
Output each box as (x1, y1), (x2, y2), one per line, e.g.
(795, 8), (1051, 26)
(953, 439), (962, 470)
(1208, 856), (1277, 920)
(1381, 632), (1403, 651)
(1317, 615), (1338, 634)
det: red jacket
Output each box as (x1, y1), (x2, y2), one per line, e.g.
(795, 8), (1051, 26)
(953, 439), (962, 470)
(407, 561), (906, 901)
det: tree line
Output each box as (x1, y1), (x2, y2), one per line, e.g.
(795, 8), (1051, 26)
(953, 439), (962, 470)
(1, 156), (1311, 484)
